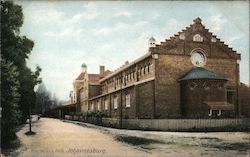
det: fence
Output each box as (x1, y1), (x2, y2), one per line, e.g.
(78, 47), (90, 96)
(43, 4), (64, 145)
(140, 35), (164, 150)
(62, 115), (250, 131)
(103, 118), (250, 131)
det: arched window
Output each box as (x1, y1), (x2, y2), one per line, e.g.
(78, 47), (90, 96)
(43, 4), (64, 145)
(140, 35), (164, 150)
(193, 34), (203, 42)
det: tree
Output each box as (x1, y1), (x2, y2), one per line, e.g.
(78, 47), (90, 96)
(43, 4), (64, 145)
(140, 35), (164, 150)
(34, 84), (59, 114)
(1, 1), (42, 123)
(1, 60), (21, 147)
(1, 1), (42, 147)
(51, 93), (59, 107)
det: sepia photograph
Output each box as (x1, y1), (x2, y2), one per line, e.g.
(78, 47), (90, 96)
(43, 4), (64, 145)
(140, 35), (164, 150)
(1, 0), (250, 157)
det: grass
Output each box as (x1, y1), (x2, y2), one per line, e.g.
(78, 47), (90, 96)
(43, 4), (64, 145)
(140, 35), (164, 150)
(199, 137), (222, 141)
(1, 137), (21, 157)
(115, 134), (165, 145)
(202, 142), (250, 152)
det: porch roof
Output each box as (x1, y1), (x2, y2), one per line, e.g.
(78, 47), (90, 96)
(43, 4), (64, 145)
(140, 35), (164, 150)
(204, 101), (234, 110)
(179, 67), (228, 81)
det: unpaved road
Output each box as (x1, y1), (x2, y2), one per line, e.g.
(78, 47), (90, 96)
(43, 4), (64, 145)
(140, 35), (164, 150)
(16, 118), (149, 157)
(14, 118), (250, 157)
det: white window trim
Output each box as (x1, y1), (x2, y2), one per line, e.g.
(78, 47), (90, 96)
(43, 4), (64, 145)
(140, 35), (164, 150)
(97, 102), (101, 111)
(125, 94), (131, 108)
(193, 34), (203, 42)
(208, 109), (212, 116)
(91, 103), (94, 111)
(114, 97), (118, 109)
(217, 110), (221, 116)
(104, 100), (108, 110)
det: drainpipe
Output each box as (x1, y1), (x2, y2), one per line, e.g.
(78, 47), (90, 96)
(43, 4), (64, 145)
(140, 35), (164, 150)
(119, 74), (123, 129)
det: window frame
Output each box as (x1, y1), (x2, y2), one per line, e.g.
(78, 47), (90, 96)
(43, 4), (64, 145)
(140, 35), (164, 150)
(125, 94), (131, 108)
(114, 97), (118, 109)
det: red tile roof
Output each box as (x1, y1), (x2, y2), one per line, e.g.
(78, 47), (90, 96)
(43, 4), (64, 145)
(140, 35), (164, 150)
(103, 70), (112, 77)
(88, 74), (100, 84)
(75, 72), (86, 80)
(75, 70), (112, 83)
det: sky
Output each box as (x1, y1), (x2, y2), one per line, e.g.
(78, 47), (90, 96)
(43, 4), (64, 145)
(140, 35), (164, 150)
(18, 1), (249, 101)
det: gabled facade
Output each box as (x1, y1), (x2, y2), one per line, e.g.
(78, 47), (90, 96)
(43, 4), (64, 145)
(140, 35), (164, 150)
(70, 64), (112, 112)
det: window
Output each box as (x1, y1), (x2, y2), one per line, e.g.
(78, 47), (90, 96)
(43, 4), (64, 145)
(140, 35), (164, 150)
(125, 94), (131, 108)
(97, 101), (101, 111)
(114, 97), (118, 109)
(208, 109), (221, 117)
(193, 34), (203, 42)
(179, 33), (185, 40)
(211, 37), (216, 42)
(91, 103), (94, 111)
(104, 99), (108, 110)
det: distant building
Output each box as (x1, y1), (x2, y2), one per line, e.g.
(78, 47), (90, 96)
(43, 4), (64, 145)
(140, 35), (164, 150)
(70, 17), (250, 118)
(71, 63), (111, 112)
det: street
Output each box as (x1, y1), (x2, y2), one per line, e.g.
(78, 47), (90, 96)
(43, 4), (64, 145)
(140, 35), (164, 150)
(16, 118), (149, 157)
(14, 118), (250, 157)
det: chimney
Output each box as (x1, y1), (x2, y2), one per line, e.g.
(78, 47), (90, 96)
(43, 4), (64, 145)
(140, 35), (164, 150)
(100, 65), (105, 78)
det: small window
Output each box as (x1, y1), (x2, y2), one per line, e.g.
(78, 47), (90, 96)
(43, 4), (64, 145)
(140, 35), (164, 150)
(97, 101), (101, 111)
(104, 99), (108, 110)
(114, 97), (118, 109)
(193, 34), (203, 42)
(125, 94), (131, 108)
(91, 103), (94, 111)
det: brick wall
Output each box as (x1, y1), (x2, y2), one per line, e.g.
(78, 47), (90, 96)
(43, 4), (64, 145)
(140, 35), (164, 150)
(154, 47), (238, 118)
(181, 80), (227, 117)
(239, 83), (250, 117)
(137, 80), (154, 118)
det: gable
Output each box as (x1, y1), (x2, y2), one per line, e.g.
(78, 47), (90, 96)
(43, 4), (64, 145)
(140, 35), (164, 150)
(151, 17), (240, 60)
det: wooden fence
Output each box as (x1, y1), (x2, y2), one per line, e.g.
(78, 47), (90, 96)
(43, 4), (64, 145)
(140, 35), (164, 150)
(62, 115), (250, 131)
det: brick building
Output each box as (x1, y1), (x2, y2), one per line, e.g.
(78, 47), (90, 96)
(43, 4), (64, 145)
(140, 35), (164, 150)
(70, 17), (250, 119)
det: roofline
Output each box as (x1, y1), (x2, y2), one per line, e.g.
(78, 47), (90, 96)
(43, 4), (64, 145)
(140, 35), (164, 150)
(88, 73), (99, 76)
(53, 103), (76, 109)
(99, 52), (152, 82)
(89, 77), (155, 101)
(178, 77), (229, 82)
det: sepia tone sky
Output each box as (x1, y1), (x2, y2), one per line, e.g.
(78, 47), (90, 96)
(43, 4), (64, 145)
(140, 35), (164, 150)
(18, 1), (249, 101)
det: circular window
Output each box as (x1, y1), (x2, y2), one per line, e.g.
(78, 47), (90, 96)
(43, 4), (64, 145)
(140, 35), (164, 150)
(190, 49), (206, 67)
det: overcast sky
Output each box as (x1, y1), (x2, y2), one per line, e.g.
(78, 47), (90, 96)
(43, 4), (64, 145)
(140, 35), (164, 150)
(18, 1), (249, 101)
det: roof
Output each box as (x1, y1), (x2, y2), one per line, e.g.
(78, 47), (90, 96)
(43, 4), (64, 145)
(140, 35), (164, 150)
(103, 70), (112, 77)
(205, 101), (234, 110)
(75, 72), (86, 80)
(81, 63), (87, 68)
(179, 67), (228, 81)
(99, 52), (152, 82)
(151, 17), (240, 60)
(75, 71), (101, 84)
(88, 74), (100, 84)
(149, 36), (156, 41)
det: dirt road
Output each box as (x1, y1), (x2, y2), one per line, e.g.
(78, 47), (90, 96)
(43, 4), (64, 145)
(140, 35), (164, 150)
(16, 118), (150, 157)
(14, 118), (250, 157)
